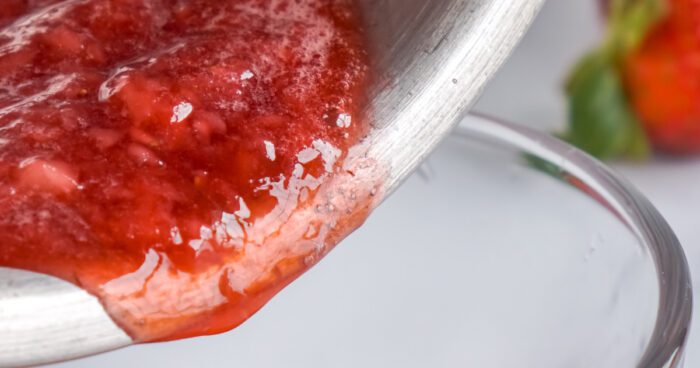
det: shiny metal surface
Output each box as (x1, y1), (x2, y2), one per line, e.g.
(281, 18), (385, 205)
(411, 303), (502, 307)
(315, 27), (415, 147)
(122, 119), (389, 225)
(0, 269), (131, 367)
(0, 1), (542, 366)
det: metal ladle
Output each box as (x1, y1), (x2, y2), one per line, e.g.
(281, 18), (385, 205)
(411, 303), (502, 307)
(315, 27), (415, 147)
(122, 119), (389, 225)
(0, 0), (543, 365)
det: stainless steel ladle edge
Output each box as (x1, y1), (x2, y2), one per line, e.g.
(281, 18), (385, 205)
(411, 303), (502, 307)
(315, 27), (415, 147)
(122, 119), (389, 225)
(0, 1), (545, 366)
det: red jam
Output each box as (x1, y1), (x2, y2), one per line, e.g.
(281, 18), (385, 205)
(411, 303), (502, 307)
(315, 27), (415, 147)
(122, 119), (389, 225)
(0, 0), (375, 341)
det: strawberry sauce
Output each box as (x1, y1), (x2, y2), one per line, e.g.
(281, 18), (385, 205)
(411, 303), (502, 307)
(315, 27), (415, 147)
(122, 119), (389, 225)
(0, 0), (375, 341)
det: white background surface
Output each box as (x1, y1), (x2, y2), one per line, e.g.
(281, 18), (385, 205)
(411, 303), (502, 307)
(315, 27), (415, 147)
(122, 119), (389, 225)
(475, 0), (700, 365)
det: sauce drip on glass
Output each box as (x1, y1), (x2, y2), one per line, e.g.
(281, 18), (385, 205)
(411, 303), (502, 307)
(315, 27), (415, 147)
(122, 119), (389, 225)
(0, 0), (374, 341)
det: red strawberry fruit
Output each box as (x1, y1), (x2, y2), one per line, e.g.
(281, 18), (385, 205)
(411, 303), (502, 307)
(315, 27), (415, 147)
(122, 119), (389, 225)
(625, 0), (700, 154)
(566, 0), (700, 157)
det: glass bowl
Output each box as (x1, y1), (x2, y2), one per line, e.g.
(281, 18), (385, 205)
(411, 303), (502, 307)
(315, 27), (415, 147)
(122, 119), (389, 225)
(52, 114), (692, 368)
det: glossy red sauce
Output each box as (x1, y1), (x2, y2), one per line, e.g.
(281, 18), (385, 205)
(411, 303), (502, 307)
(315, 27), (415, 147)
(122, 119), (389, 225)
(0, 0), (375, 341)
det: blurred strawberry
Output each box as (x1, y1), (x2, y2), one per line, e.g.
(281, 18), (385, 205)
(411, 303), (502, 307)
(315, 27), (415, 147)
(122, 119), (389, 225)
(566, 0), (672, 158)
(624, 0), (700, 154)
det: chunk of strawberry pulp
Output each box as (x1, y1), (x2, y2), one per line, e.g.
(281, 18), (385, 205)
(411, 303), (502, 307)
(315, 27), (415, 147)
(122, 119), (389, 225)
(0, 0), (375, 341)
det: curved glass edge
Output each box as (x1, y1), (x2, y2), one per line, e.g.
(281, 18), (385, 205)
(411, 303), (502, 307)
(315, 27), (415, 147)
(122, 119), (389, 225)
(456, 113), (693, 368)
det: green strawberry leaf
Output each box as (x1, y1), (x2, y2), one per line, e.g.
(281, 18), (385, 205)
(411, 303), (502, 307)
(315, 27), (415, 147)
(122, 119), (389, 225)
(564, 0), (665, 160)
(566, 51), (650, 159)
(607, 0), (666, 57)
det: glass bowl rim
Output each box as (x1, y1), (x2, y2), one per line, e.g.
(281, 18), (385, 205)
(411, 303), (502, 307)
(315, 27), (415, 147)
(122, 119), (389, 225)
(453, 113), (693, 368)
